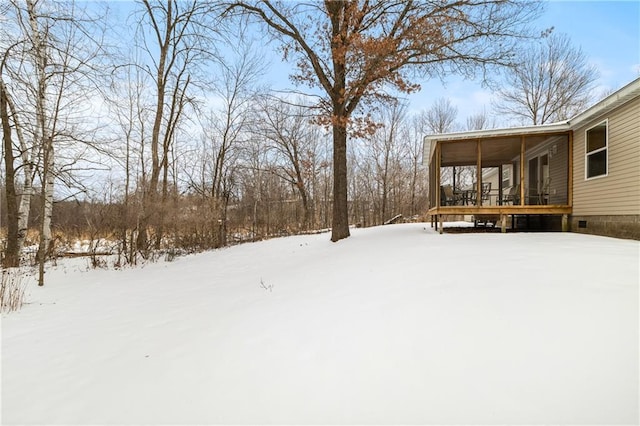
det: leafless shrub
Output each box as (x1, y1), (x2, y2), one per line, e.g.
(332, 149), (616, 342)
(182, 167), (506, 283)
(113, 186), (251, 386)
(89, 252), (108, 269)
(1, 268), (27, 313)
(163, 248), (184, 262)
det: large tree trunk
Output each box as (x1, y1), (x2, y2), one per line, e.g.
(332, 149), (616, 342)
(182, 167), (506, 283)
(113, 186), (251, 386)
(155, 155), (170, 249)
(1, 82), (20, 267)
(16, 165), (33, 253)
(136, 83), (163, 252)
(37, 139), (54, 286)
(4, 86), (35, 255)
(298, 184), (311, 230)
(136, 2), (168, 253)
(331, 122), (350, 242)
(329, 2), (350, 242)
(2, 81), (35, 266)
(291, 162), (311, 230)
(27, 0), (53, 286)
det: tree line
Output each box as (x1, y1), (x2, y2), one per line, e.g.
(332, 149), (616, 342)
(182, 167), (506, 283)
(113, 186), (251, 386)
(1, 0), (599, 283)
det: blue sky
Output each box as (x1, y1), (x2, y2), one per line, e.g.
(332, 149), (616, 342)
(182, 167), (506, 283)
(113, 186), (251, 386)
(79, 0), (640, 127)
(408, 0), (640, 124)
(261, 0), (640, 127)
(534, 1), (639, 89)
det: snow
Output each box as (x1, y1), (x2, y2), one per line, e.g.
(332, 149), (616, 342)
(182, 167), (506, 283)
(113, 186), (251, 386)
(2, 223), (639, 424)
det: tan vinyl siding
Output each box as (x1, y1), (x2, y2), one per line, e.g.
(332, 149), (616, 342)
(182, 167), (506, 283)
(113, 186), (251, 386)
(549, 137), (569, 205)
(573, 96), (640, 216)
(524, 135), (569, 205)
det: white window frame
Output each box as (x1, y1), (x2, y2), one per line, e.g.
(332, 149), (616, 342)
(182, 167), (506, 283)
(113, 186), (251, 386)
(584, 119), (608, 180)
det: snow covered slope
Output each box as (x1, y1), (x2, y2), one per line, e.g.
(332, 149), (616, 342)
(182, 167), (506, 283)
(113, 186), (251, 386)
(2, 223), (638, 424)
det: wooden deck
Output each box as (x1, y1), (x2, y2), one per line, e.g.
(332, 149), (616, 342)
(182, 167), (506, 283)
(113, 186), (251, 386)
(427, 205), (572, 234)
(427, 205), (572, 216)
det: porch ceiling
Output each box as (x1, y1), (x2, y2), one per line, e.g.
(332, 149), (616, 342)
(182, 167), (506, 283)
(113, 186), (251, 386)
(440, 140), (479, 166)
(438, 133), (568, 167)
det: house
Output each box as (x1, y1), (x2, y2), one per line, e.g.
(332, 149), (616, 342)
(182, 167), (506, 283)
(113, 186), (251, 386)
(423, 77), (640, 239)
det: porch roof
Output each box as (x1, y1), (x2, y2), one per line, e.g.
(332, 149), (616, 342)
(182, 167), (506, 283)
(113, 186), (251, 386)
(423, 77), (640, 166)
(426, 121), (569, 143)
(423, 122), (570, 167)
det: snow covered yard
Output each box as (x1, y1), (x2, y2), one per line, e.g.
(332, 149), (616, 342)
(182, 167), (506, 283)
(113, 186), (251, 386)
(2, 223), (638, 425)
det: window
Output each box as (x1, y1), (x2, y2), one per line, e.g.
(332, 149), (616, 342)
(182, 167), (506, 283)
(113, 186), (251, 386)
(502, 164), (512, 188)
(585, 121), (608, 179)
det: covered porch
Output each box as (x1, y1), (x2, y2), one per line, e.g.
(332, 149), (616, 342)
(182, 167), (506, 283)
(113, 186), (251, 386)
(425, 124), (573, 233)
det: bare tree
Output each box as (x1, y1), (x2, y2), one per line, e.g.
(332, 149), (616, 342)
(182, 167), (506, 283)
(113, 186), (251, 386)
(350, 100), (430, 226)
(1, 2), (38, 268)
(255, 97), (320, 230)
(404, 111), (429, 216)
(106, 51), (151, 264)
(0, 70), (37, 268)
(368, 100), (407, 223)
(134, 0), (217, 251)
(180, 21), (264, 247)
(465, 108), (495, 131)
(225, 0), (542, 242)
(1, 0), (108, 283)
(425, 97), (459, 134)
(494, 32), (600, 125)
(1, 79), (19, 267)
(240, 135), (272, 239)
(33, 1), (108, 285)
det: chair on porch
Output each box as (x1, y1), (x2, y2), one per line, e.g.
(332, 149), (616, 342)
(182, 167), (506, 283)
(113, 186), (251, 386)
(467, 182), (492, 205)
(440, 184), (460, 205)
(481, 182), (492, 204)
(500, 184), (520, 205)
